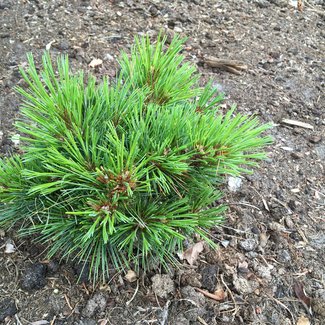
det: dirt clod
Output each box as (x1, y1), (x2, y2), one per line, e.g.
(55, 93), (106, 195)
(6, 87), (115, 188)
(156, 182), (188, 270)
(200, 265), (218, 292)
(20, 263), (47, 291)
(0, 298), (17, 322)
(151, 274), (175, 299)
(239, 238), (257, 252)
(82, 293), (107, 318)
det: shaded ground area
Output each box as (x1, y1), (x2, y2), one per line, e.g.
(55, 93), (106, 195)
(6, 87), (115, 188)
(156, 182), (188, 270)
(0, 0), (324, 324)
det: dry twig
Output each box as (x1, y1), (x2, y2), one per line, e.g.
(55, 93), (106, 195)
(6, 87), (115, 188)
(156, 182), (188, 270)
(204, 57), (248, 75)
(126, 280), (139, 306)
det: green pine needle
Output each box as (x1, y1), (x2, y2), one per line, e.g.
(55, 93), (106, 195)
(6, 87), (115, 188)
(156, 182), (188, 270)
(0, 35), (272, 282)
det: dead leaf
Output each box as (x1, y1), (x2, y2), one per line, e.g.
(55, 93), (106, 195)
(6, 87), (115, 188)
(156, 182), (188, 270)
(213, 285), (227, 301)
(296, 315), (310, 325)
(293, 282), (311, 308)
(179, 241), (204, 265)
(124, 270), (137, 283)
(195, 287), (225, 301)
(89, 58), (103, 68)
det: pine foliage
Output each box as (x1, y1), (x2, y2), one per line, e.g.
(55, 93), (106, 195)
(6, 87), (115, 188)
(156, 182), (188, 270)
(0, 35), (272, 282)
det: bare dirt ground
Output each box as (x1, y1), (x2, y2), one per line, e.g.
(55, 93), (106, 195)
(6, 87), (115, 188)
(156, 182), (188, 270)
(0, 0), (324, 324)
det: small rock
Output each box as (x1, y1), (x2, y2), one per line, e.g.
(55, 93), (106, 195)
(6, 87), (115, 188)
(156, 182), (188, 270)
(0, 1), (12, 9)
(82, 293), (107, 317)
(255, 264), (274, 281)
(309, 135), (322, 144)
(149, 5), (159, 16)
(255, 0), (271, 8)
(0, 299), (18, 322)
(221, 240), (230, 248)
(124, 270), (137, 283)
(313, 298), (325, 317)
(75, 318), (97, 325)
(259, 233), (269, 248)
(174, 26), (183, 33)
(21, 263), (47, 291)
(284, 216), (295, 229)
(172, 315), (190, 325)
(151, 274), (174, 299)
(277, 249), (291, 263)
(4, 241), (16, 254)
(233, 277), (258, 295)
(291, 152), (303, 160)
(269, 221), (286, 232)
(200, 265), (218, 292)
(315, 145), (325, 160)
(104, 53), (114, 61)
(228, 176), (242, 192)
(239, 238), (257, 252)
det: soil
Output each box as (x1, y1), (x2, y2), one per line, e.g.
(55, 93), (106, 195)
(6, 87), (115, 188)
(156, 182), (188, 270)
(0, 0), (324, 324)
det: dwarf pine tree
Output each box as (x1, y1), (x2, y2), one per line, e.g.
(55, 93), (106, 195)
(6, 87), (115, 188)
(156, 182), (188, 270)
(0, 35), (272, 282)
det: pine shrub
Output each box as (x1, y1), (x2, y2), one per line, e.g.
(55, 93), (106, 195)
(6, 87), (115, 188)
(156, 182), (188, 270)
(0, 35), (272, 281)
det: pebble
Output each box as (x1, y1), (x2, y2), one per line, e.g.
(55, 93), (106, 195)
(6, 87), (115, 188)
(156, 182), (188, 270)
(76, 319), (97, 325)
(151, 274), (175, 298)
(255, 264), (274, 281)
(315, 145), (325, 160)
(309, 135), (322, 144)
(284, 216), (295, 229)
(239, 238), (257, 252)
(291, 151), (303, 160)
(0, 299), (18, 322)
(174, 26), (183, 33)
(277, 249), (291, 263)
(313, 298), (325, 317)
(149, 5), (158, 16)
(255, 0), (270, 8)
(233, 277), (258, 295)
(104, 53), (114, 61)
(228, 176), (242, 192)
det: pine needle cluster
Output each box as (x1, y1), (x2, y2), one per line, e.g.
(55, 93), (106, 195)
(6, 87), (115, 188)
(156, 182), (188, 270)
(0, 35), (272, 281)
